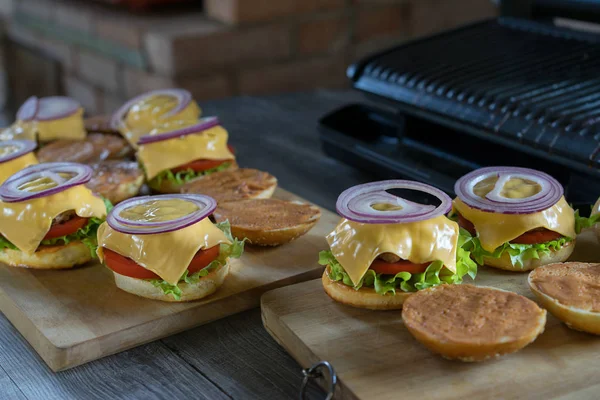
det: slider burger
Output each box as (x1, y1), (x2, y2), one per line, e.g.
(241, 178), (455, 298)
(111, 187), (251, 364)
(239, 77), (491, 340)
(1, 96), (86, 142)
(111, 88), (201, 148)
(453, 166), (577, 271)
(97, 194), (244, 302)
(319, 180), (477, 310)
(137, 117), (236, 194)
(0, 140), (38, 184)
(0, 162), (108, 269)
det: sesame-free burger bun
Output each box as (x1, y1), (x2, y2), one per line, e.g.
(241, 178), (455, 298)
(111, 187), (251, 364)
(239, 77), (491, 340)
(113, 261), (230, 302)
(402, 284), (546, 362)
(148, 161), (240, 194)
(529, 262), (600, 335)
(483, 240), (575, 272)
(322, 269), (411, 310)
(0, 241), (93, 269)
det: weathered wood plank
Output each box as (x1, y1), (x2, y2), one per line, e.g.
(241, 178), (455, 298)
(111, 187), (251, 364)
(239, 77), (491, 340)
(0, 363), (26, 400)
(162, 309), (324, 400)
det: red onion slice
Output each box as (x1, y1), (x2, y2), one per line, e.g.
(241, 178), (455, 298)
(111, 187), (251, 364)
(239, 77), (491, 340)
(336, 180), (452, 224)
(454, 166), (563, 214)
(16, 96), (39, 121)
(0, 162), (92, 203)
(0, 140), (36, 163)
(137, 117), (219, 145)
(110, 89), (192, 130)
(107, 194), (216, 235)
(36, 97), (81, 121)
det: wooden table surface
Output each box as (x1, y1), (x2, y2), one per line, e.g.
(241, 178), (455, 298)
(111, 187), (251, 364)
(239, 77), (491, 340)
(0, 90), (377, 400)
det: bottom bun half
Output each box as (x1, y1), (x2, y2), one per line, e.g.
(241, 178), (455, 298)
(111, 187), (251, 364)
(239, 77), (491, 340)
(322, 270), (411, 310)
(483, 240), (575, 272)
(0, 241), (93, 269)
(113, 261), (230, 302)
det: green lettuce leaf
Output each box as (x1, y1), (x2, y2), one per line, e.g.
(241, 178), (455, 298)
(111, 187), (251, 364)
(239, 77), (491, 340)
(318, 248), (476, 295)
(575, 209), (600, 234)
(148, 219), (246, 300)
(459, 227), (572, 269)
(150, 162), (232, 188)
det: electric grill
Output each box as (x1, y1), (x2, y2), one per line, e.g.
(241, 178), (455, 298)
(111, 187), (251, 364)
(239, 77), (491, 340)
(320, 0), (600, 207)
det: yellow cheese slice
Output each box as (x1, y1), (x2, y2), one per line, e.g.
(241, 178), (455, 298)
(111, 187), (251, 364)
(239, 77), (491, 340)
(37, 108), (87, 141)
(326, 215), (459, 286)
(97, 218), (231, 285)
(0, 185), (107, 254)
(138, 125), (235, 180)
(119, 95), (201, 147)
(453, 197), (576, 252)
(0, 120), (37, 141)
(0, 152), (38, 184)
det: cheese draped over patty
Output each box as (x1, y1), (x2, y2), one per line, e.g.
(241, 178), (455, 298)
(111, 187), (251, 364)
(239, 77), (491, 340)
(453, 197), (576, 252)
(119, 95), (201, 147)
(137, 125), (235, 180)
(0, 109), (86, 142)
(0, 185), (107, 254)
(97, 218), (231, 285)
(326, 216), (459, 286)
(0, 153), (38, 184)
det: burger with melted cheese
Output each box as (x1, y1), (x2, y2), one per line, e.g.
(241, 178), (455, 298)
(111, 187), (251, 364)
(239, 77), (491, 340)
(0, 140), (38, 184)
(0, 162), (109, 269)
(97, 194), (244, 302)
(111, 88), (201, 148)
(1, 96), (87, 142)
(137, 117), (236, 193)
(452, 166), (581, 272)
(319, 180), (477, 310)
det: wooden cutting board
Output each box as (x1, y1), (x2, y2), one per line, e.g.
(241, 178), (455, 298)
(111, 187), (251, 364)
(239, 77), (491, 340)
(262, 230), (600, 400)
(0, 188), (337, 372)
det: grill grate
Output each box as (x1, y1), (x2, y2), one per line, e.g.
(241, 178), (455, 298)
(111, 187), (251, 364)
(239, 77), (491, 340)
(351, 18), (600, 170)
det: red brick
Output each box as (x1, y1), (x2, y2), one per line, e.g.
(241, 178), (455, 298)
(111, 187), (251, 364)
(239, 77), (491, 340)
(145, 24), (292, 76)
(178, 75), (234, 101)
(64, 75), (101, 115)
(298, 13), (350, 55)
(355, 5), (408, 43)
(204, 0), (344, 24)
(77, 51), (120, 93)
(238, 57), (348, 95)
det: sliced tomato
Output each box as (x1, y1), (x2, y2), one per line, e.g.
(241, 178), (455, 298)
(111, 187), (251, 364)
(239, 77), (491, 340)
(103, 246), (220, 280)
(171, 159), (230, 173)
(44, 216), (88, 240)
(370, 259), (430, 275)
(457, 213), (476, 236)
(511, 229), (563, 244)
(227, 144), (235, 154)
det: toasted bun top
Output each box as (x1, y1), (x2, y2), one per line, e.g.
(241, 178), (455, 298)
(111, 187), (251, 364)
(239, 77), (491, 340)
(181, 168), (277, 203)
(529, 262), (600, 312)
(213, 199), (320, 232)
(402, 284), (545, 344)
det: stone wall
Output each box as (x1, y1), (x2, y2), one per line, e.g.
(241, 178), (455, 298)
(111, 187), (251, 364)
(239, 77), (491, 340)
(1, 0), (497, 115)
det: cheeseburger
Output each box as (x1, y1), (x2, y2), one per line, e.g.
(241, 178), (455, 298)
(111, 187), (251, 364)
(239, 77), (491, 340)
(97, 194), (244, 302)
(1, 96), (87, 142)
(0, 162), (109, 269)
(111, 88), (200, 148)
(0, 140), (38, 184)
(452, 166), (579, 271)
(319, 180), (477, 310)
(137, 117), (236, 193)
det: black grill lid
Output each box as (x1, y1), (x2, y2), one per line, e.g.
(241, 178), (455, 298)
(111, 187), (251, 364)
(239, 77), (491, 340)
(349, 17), (600, 176)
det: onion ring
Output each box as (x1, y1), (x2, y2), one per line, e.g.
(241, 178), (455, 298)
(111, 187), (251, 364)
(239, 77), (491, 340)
(16, 96), (39, 121)
(36, 97), (80, 121)
(0, 140), (36, 163)
(336, 180), (452, 224)
(454, 166), (563, 214)
(137, 117), (219, 145)
(107, 194), (216, 235)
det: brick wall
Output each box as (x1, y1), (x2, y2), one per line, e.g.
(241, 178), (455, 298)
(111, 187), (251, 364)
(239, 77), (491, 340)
(1, 0), (497, 115)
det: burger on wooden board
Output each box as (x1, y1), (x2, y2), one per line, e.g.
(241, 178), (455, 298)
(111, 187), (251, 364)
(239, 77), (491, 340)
(97, 194), (244, 302)
(110, 88), (201, 148)
(0, 162), (109, 269)
(136, 117), (237, 193)
(1, 96), (87, 142)
(319, 180), (477, 310)
(452, 166), (598, 271)
(0, 140), (38, 184)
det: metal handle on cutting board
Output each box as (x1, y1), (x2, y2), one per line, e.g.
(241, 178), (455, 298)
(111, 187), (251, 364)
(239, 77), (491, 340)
(299, 360), (337, 400)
